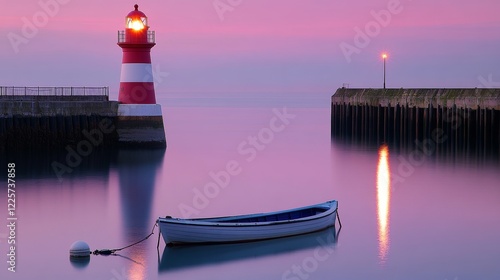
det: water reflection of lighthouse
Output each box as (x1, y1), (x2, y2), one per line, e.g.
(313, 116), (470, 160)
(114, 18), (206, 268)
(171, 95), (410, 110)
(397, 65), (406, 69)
(118, 149), (163, 232)
(117, 148), (164, 279)
(376, 144), (391, 265)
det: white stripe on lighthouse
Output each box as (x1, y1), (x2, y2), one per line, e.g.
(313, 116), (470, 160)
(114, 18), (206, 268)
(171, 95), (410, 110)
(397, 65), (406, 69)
(120, 63), (154, 83)
(118, 104), (163, 117)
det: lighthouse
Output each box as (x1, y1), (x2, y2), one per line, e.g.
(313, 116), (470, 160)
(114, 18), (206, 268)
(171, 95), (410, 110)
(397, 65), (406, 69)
(118, 4), (156, 104)
(116, 4), (166, 147)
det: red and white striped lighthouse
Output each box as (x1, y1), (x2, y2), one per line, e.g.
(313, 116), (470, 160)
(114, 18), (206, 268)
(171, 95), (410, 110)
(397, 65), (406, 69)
(118, 4), (156, 104)
(115, 4), (166, 148)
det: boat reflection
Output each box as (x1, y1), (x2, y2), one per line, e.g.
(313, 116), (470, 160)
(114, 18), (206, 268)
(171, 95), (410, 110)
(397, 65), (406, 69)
(159, 226), (340, 272)
(376, 144), (391, 264)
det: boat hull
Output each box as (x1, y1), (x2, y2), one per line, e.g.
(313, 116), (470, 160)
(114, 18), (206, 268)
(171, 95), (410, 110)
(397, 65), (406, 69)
(158, 200), (338, 245)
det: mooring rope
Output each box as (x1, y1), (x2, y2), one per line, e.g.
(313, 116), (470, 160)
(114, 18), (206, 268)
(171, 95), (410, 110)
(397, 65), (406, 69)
(336, 209), (342, 229)
(92, 222), (158, 256)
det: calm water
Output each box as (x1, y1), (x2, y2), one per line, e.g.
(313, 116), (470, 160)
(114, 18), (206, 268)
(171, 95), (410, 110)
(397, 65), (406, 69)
(1, 92), (499, 280)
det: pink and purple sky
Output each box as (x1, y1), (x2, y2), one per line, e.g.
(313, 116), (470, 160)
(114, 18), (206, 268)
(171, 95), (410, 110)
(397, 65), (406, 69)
(1, 0), (499, 99)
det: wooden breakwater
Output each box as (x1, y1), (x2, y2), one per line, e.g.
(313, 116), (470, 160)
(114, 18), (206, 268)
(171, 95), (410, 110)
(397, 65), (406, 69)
(331, 88), (500, 157)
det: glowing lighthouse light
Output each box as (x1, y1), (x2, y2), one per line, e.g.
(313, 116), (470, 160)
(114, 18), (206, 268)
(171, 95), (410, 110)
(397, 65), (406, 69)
(118, 4), (156, 104)
(131, 20), (144, 31)
(126, 12), (147, 31)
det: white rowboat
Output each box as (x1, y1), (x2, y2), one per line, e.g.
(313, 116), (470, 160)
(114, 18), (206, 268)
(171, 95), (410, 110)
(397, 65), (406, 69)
(157, 200), (340, 245)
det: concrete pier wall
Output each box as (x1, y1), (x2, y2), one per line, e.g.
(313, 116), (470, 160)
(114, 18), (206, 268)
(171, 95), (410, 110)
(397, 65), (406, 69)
(331, 88), (500, 157)
(0, 97), (166, 150)
(116, 104), (166, 148)
(0, 99), (119, 150)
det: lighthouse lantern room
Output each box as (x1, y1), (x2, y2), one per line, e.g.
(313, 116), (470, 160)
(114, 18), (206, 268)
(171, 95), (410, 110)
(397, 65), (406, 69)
(118, 4), (156, 104)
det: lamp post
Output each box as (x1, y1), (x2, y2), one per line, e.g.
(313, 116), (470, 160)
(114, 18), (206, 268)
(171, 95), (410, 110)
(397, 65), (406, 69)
(382, 53), (387, 89)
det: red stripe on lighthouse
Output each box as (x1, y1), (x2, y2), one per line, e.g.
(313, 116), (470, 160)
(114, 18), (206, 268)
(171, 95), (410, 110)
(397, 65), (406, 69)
(119, 82), (156, 104)
(121, 46), (154, 63)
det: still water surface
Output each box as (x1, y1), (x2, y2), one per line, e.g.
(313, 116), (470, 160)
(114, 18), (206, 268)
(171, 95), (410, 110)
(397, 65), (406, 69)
(1, 92), (499, 280)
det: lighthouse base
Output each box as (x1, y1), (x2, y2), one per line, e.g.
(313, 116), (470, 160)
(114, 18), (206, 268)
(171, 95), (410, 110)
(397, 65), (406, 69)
(116, 104), (166, 148)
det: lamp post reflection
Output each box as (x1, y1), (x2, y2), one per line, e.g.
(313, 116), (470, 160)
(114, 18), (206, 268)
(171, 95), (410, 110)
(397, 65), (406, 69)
(376, 144), (391, 264)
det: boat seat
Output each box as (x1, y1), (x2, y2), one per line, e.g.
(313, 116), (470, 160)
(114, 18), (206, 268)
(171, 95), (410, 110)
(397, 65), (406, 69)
(277, 213), (290, 221)
(290, 211), (302, 219)
(258, 217), (267, 222)
(266, 215), (277, 221)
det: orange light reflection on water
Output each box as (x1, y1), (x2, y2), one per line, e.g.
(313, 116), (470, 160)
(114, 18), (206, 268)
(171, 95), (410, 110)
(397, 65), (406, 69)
(376, 144), (391, 265)
(128, 251), (146, 280)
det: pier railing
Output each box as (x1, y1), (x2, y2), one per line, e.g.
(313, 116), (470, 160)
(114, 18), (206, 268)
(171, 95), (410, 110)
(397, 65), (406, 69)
(0, 86), (109, 97)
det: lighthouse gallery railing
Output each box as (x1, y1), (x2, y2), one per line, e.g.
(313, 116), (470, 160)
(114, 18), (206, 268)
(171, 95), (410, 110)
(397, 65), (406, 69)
(117, 30), (155, 44)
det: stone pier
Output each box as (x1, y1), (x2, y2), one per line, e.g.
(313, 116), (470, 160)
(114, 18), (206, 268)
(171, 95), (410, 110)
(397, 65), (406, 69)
(331, 88), (500, 157)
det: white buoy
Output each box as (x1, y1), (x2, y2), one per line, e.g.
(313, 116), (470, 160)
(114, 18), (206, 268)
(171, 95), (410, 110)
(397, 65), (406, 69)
(70, 241), (91, 258)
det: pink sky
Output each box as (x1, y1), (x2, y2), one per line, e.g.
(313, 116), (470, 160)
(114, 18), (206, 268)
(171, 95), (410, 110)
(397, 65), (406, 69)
(1, 0), (500, 98)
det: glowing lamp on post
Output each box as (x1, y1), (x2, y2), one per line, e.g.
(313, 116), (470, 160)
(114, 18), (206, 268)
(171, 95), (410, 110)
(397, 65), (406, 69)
(118, 4), (156, 104)
(382, 53), (388, 89)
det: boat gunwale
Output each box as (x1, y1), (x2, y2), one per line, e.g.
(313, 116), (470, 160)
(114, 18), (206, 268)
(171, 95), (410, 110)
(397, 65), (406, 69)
(157, 200), (338, 228)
